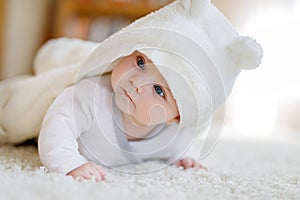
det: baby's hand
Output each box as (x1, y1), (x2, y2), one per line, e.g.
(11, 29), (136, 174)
(67, 162), (106, 182)
(175, 157), (207, 170)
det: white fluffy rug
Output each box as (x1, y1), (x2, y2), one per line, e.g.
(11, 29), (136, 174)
(0, 136), (299, 200)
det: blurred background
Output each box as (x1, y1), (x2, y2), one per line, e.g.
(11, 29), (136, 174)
(0, 0), (299, 141)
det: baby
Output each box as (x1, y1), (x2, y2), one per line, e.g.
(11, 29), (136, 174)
(0, 0), (262, 183)
(38, 50), (204, 181)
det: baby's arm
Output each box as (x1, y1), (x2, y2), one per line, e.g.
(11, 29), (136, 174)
(38, 84), (105, 181)
(175, 143), (206, 170)
(171, 128), (207, 170)
(175, 143), (207, 170)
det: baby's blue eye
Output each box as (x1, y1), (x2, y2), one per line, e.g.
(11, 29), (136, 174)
(154, 85), (165, 98)
(137, 57), (145, 69)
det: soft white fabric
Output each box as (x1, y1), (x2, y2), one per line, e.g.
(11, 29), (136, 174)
(0, 38), (98, 143)
(39, 75), (199, 174)
(0, 0), (262, 144)
(33, 38), (98, 75)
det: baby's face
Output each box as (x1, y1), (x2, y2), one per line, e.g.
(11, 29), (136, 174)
(111, 51), (179, 126)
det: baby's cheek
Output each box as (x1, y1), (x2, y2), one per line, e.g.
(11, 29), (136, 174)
(135, 104), (166, 125)
(111, 61), (132, 88)
(148, 104), (167, 125)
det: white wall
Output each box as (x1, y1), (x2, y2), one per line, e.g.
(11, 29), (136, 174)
(212, 0), (300, 139)
(2, 0), (51, 79)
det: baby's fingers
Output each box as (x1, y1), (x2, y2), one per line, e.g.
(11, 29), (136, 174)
(192, 161), (207, 170)
(178, 158), (193, 169)
(78, 169), (101, 182)
(183, 159), (193, 169)
(95, 165), (106, 181)
(74, 176), (85, 182)
(176, 158), (207, 170)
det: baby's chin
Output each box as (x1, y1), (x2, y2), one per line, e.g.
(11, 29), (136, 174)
(118, 109), (158, 127)
(129, 114), (169, 128)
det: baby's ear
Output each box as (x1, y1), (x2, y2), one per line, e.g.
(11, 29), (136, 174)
(180, 0), (210, 16)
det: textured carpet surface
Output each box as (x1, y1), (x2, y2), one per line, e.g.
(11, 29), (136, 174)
(0, 137), (299, 200)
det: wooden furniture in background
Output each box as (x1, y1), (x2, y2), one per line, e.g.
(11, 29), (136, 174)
(51, 0), (174, 41)
(0, 0), (4, 78)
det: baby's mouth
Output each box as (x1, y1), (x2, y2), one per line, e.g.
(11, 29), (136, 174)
(123, 89), (134, 104)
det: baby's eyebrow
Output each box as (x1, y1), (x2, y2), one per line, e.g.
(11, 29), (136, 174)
(142, 54), (153, 64)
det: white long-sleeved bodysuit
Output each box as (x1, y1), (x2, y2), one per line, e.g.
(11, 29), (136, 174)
(38, 74), (197, 175)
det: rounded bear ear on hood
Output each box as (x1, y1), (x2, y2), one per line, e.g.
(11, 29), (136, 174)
(180, 0), (210, 16)
(228, 36), (263, 70)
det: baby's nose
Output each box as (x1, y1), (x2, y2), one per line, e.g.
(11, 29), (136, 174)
(130, 76), (149, 94)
